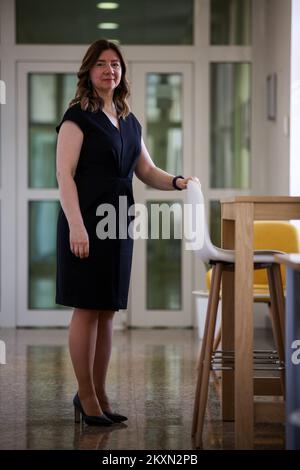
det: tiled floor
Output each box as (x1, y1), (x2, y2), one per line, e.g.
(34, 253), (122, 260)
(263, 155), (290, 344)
(0, 328), (284, 450)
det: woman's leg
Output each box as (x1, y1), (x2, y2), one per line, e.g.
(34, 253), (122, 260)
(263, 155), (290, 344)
(93, 310), (115, 413)
(69, 308), (103, 416)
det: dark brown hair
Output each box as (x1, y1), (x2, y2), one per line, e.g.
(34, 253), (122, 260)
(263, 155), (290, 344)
(69, 39), (130, 118)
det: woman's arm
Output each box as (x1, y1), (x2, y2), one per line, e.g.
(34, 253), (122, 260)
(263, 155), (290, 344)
(134, 137), (199, 190)
(56, 121), (89, 258)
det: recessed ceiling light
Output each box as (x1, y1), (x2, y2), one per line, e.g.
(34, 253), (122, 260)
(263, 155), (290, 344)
(97, 22), (119, 29)
(97, 2), (119, 9)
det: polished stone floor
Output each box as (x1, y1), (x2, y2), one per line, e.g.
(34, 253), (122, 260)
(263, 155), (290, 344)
(0, 328), (284, 450)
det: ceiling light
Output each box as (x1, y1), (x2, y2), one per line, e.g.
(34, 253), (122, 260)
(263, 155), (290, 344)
(97, 23), (119, 29)
(97, 2), (119, 9)
(97, 22), (119, 30)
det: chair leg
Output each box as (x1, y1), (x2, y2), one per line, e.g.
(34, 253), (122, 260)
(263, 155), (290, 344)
(194, 263), (223, 448)
(192, 265), (217, 437)
(267, 265), (285, 397)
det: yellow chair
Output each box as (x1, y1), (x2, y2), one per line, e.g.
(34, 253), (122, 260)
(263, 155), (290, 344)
(206, 221), (300, 349)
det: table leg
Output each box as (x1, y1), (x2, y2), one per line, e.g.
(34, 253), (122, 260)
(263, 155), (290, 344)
(235, 203), (254, 449)
(221, 219), (235, 421)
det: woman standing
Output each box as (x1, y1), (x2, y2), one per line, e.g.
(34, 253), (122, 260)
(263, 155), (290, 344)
(56, 39), (198, 426)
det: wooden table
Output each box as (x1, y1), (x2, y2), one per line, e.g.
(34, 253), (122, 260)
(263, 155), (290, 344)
(275, 254), (300, 450)
(220, 196), (300, 449)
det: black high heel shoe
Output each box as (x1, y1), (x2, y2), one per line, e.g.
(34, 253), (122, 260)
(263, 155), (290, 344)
(103, 411), (128, 423)
(73, 393), (114, 426)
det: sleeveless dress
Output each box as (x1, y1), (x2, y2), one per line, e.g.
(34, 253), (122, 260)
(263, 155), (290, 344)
(55, 103), (142, 310)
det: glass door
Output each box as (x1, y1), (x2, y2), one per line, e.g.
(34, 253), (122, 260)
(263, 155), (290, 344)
(17, 62), (79, 326)
(16, 60), (194, 328)
(130, 63), (193, 327)
(16, 61), (126, 327)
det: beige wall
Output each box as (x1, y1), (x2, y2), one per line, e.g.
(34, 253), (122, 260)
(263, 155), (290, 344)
(252, 0), (291, 196)
(265, 0), (291, 195)
(248, 0), (292, 328)
(290, 0), (300, 198)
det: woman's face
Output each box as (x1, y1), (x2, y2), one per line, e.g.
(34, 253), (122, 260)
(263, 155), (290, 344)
(89, 48), (122, 95)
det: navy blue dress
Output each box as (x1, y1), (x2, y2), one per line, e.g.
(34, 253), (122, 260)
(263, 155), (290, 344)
(55, 103), (142, 310)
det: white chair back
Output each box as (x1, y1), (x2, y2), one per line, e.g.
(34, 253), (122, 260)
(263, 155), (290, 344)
(186, 180), (234, 263)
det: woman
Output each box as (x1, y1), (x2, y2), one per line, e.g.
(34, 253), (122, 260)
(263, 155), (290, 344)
(56, 38), (198, 426)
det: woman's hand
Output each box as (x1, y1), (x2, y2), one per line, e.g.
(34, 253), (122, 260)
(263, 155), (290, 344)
(175, 176), (200, 190)
(69, 222), (89, 258)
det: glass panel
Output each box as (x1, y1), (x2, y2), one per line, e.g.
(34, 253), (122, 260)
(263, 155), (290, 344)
(29, 201), (61, 309)
(210, 63), (251, 189)
(210, 200), (221, 247)
(28, 73), (77, 188)
(29, 128), (57, 188)
(29, 75), (56, 123)
(146, 201), (182, 310)
(146, 74), (183, 177)
(16, 0), (193, 45)
(62, 75), (78, 111)
(210, 0), (252, 45)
